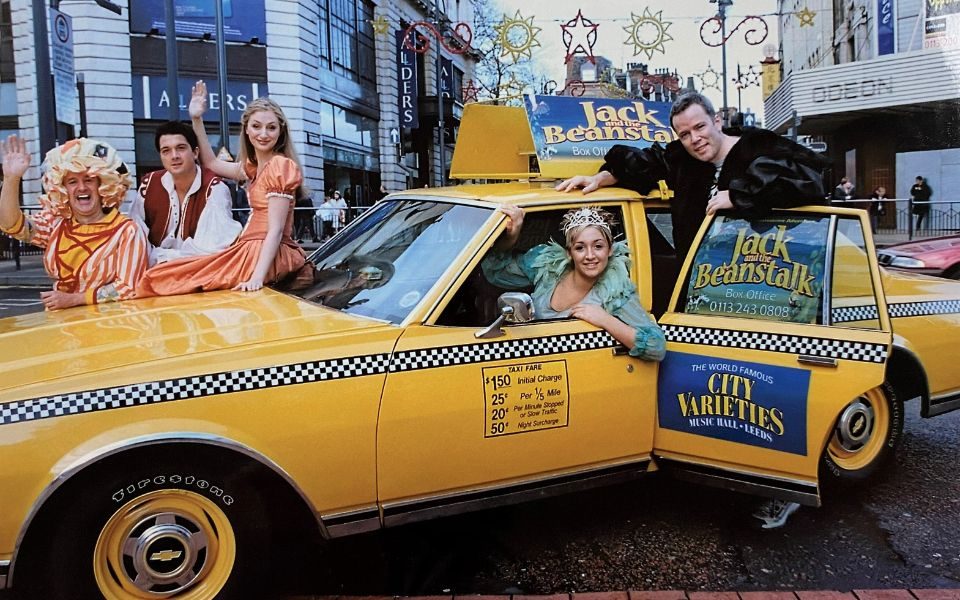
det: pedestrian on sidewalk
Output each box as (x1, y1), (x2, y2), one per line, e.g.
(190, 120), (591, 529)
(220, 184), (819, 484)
(869, 186), (889, 234)
(911, 176), (932, 232)
(0, 135), (148, 309)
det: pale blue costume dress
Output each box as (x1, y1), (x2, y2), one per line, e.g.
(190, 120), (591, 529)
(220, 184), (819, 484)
(482, 240), (666, 361)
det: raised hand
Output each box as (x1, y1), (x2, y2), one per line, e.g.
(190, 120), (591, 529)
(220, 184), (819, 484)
(1, 135), (31, 179)
(500, 205), (525, 236)
(188, 80), (208, 120)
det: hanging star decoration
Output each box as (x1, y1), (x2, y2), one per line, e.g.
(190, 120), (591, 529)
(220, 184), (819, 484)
(560, 10), (599, 64)
(732, 65), (761, 90)
(461, 79), (480, 104)
(500, 72), (528, 98)
(370, 15), (390, 37)
(797, 6), (816, 27)
(624, 8), (673, 60)
(494, 10), (541, 63)
(697, 62), (721, 91)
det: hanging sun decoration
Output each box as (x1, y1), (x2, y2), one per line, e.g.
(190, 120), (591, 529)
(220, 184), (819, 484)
(560, 10), (599, 64)
(624, 8), (674, 59)
(696, 62), (722, 91)
(699, 14), (769, 47)
(369, 15), (390, 37)
(494, 10), (542, 63)
(796, 7), (816, 27)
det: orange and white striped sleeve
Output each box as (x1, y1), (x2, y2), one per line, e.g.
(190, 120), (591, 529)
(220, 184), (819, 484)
(84, 220), (149, 304)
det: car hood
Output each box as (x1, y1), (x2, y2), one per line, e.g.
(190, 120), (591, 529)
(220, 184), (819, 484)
(0, 289), (394, 397)
(880, 236), (960, 261)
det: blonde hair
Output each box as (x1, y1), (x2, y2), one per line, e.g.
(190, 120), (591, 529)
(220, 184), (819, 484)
(40, 138), (131, 219)
(239, 97), (302, 171)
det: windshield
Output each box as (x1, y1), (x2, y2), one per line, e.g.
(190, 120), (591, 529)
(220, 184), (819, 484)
(280, 199), (492, 324)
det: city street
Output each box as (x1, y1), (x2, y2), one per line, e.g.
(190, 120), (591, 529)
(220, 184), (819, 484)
(0, 287), (44, 317)
(271, 410), (960, 597)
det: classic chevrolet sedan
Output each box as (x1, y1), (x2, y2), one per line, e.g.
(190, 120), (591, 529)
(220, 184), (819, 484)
(2, 100), (959, 598)
(1, 185), (959, 599)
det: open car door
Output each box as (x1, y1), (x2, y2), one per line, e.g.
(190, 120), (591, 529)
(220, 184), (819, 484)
(655, 207), (895, 506)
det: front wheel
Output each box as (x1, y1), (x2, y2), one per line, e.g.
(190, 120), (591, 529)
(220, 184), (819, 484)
(821, 383), (903, 485)
(16, 454), (271, 600)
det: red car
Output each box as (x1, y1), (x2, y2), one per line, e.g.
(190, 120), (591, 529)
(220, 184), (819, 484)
(878, 234), (960, 279)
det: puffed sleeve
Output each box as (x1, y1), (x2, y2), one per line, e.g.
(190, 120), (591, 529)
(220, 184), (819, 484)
(612, 294), (666, 361)
(260, 156), (302, 202)
(600, 143), (670, 194)
(1, 206), (60, 248)
(480, 244), (546, 289)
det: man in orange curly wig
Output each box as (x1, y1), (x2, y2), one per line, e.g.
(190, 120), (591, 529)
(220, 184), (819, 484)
(0, 135), (148, 310)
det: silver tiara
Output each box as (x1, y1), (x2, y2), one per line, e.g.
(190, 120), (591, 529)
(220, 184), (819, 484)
(560, 206), (615, 236)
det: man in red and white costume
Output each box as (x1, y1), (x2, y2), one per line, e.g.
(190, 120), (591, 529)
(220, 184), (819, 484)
(130, 121), (240, 266)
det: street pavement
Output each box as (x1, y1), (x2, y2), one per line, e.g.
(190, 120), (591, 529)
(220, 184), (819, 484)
(282, 591), (960, 600)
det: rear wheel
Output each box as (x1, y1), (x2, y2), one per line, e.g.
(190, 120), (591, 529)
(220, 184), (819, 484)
(821, 383), (903, 484)
(17, 453), (271, 600)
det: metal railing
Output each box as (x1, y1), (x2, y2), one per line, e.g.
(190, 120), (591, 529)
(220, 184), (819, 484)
(829, 198), (960, 241)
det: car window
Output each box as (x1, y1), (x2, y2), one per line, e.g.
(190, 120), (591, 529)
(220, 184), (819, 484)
(681, 214), (829, 324)
(280, 199), (492, 324)
(829, 217), (883, 331)
(645, 207), (677, 317)
(436, 205), (628, 327)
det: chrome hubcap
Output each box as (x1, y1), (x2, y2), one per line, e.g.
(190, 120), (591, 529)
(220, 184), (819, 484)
(836, 399), (874, 451)
(122, 512), (208, 593)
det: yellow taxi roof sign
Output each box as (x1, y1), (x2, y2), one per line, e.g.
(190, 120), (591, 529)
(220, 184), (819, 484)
(450, 103), (535, 180)
(451, 96), (677, 182)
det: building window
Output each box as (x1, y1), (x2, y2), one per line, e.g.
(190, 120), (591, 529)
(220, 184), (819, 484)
(317, 0), (377, 86)
(321, 100), (379, 151)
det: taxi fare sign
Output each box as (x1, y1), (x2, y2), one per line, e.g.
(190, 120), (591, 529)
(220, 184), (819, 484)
(483, 360), (570, 437)
(684, 216), (828, 324)
(657, 352), (810, 455)
(523, 95), (676, 169)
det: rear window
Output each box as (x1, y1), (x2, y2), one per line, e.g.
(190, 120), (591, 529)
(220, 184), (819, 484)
(682, 214), (828, 324)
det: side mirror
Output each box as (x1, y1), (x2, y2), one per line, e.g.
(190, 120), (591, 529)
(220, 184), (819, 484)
(474, 292), (535, 339)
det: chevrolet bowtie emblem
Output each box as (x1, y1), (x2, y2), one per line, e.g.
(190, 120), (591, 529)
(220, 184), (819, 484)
(150, 550), (183, 562)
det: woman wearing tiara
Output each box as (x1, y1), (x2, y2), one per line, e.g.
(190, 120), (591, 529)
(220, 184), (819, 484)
(482, 205), (665, 362)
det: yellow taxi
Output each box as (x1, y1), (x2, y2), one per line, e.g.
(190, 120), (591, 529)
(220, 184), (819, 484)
(1, 99), (958, 599)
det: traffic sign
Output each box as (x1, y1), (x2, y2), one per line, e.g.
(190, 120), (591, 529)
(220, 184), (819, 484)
(49, 8), (76, 126)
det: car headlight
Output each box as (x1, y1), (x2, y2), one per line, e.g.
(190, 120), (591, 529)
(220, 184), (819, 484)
(890, 256), (926, 268)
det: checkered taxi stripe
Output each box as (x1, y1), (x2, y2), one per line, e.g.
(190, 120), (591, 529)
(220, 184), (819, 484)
(0, 331), (618, 426)
(888, 299), (960, 318)
(662, 324), (887, 363)
(831, 305), (880, 323)
(831, 299), (960, 323)
(389, 330), (617, 372)
(0, 354), (391, 426)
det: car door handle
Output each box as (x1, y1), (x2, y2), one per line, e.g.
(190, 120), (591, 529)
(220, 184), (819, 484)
(613, 344), (631, 356)
(797, 355), (838, 368)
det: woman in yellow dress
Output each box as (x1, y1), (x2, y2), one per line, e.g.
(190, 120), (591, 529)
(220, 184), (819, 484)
(0, 136), (147, 309)
(137, 81), (306, 296)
